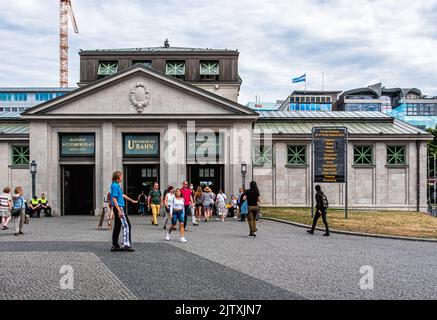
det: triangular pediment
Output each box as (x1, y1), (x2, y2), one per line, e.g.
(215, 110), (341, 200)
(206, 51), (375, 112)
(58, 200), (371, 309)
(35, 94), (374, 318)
(23, 66), (258, 120)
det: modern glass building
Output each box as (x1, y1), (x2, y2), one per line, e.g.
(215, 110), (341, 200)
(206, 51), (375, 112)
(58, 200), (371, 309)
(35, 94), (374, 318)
(0, 87), (76, 115)
(334, 84), (437, 129)
(285, 91), (341, 112)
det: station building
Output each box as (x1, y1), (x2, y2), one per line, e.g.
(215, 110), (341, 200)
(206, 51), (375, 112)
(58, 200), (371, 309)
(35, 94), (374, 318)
(0, 43), (432, 215)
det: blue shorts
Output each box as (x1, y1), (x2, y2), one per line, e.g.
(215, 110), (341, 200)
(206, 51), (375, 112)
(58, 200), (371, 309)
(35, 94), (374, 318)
(171, 210), (185, 225)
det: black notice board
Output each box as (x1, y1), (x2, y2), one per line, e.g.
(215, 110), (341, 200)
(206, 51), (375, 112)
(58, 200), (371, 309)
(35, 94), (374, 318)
(313, 128), (347, 183)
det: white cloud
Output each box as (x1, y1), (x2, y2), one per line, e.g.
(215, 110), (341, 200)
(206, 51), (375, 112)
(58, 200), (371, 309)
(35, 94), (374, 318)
(0, 0), (436, 102)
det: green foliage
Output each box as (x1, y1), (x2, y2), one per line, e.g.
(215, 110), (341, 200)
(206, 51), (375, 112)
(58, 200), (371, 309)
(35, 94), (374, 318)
(427, 126), (437, 155)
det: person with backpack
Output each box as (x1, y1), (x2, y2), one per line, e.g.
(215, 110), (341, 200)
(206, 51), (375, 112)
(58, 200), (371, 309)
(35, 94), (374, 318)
(137, 190), (147, 216)
(243, 182), (260, 237)
(307, 185), (330, 236)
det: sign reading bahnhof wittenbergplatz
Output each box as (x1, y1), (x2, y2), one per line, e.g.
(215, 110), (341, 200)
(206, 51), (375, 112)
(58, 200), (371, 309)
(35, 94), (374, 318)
(124, 134), (159, 157)
(60, 134), (95, 156)
(187, 132), (224, 162)
(313, 128), (347, 183)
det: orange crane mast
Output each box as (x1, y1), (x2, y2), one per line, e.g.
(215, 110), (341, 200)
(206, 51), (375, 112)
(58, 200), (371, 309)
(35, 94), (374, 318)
(60, 0), (79, 88)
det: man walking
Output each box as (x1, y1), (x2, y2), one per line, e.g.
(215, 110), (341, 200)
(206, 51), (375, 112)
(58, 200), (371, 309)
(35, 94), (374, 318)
(307, 185), (330, 236)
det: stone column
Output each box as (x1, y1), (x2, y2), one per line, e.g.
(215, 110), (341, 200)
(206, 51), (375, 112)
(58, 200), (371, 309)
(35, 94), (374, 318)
(100, 122), (114, 215)
(375, 142), (387, 206)
(29, 122), (50, 209)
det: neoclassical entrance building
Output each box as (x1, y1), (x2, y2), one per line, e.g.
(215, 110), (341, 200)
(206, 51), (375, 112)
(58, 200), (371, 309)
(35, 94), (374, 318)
(22, 64), (257, 215)
(0, 44), (431, 215)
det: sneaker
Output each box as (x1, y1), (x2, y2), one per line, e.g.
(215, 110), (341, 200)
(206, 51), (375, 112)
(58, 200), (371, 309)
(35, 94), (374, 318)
(193, 223), (199, 226)
(14, 233), (19, 236)
(19, 231), (24, 235)
(111, 246), (121, 252)
(323, 233), (330, 237)
(306, 230), (314, 235)
(179, 237), (187, 243)
(122, 246), (135, 252)
(165, 233), (171, 241)
(3, 226), (9, 230)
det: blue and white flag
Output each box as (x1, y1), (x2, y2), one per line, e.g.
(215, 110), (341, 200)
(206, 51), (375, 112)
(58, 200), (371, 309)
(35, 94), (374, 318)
(292, 74), (306, 83)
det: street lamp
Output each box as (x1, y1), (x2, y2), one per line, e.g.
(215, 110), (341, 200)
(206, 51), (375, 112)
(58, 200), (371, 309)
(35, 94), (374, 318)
(30, 160), (37, 198)
(241, 162), (247, 189)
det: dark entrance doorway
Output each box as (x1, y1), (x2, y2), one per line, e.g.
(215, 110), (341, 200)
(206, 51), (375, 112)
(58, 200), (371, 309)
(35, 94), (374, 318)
(187, 164), (224, 193)
(62, 165), (94, 215)
(124, 164), (159, 215)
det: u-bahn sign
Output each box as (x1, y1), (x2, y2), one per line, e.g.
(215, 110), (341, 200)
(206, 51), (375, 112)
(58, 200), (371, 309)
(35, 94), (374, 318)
(312, 127), (348, 183)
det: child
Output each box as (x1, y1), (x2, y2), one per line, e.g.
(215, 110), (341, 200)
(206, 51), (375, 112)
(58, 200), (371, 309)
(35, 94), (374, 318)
(229, 195), (238, 218)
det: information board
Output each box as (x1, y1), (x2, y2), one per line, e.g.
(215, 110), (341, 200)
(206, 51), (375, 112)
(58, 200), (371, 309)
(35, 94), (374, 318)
(313, 128), (347, 183)
(60, 134), (95, 156)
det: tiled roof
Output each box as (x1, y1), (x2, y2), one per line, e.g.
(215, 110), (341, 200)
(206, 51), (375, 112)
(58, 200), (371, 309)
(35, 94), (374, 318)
(255, 118), (430, 136)
(0, 122), (29, 135)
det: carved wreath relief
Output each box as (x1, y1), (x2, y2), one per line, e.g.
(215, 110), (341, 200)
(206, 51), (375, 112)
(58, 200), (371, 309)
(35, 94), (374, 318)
(129, 82), (150, 113)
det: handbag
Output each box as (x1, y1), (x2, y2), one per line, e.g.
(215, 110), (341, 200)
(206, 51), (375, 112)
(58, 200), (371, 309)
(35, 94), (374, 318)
(11, 208), (22, 217)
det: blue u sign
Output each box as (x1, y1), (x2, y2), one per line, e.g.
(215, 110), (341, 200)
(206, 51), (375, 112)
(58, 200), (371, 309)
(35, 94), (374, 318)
(124, 134), (159, 157)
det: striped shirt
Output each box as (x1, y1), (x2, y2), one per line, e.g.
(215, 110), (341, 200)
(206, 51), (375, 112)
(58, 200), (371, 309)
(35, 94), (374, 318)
(0, 193), (12, 210)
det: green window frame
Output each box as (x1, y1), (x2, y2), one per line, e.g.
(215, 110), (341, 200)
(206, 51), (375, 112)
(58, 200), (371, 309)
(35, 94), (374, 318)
(12, 146), (30, 166)
(287, 145), (306, 165)
(166, 61), (186, 78)
(200, 61), (219, 80)
(387, 145), (406, 165)
(97, 61), (118, 77)
(353, 145), (373, 165)
(253, 145), (273, 166)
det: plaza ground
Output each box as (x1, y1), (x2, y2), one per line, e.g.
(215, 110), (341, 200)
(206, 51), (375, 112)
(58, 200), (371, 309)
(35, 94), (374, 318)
(0, 215), (436, 300)
(262, 208), (437, 239)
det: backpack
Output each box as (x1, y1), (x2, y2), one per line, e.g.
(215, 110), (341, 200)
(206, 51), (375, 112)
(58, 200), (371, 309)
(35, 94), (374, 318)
(322, 194), (329, 209)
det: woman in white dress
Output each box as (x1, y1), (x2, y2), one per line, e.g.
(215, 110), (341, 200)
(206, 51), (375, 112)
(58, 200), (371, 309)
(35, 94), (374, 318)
(216, 189), (227, 222)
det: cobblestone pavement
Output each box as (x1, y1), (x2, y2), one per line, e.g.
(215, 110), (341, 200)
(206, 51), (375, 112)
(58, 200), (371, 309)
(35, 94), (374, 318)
(0, 215), (436, 300)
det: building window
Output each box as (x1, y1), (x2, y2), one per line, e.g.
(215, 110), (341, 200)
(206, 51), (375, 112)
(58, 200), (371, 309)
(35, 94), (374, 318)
(287, 145), (306, 165)
(200, 61), (219, 80)
(0, 93), (27, 101)
(406, 104), (418, 115)
(12, 146), (30, 166)
(98, 61), (118, 78)
(253, 145), (273, 166)
(354, 145), (373, 165)
(387, 145), (406, 165)
(132, 60), (152, 68)
(35, 92), (54, 101)
(166, 61), (185, 79)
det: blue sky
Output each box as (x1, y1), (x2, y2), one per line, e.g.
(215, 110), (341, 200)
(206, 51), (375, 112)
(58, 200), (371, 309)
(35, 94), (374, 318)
(0, 0), (436, 103)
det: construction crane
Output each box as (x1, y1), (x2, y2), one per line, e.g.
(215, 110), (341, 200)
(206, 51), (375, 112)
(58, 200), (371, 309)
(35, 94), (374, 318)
(59, 0), (79, 88)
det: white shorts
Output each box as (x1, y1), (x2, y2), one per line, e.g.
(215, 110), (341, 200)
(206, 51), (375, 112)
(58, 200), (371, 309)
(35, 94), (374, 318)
(0, 209), (11, 218)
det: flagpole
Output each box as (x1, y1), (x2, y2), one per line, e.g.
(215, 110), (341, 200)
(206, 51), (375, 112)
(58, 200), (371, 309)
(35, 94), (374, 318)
(305, 73), (307, 91)
(322, 72), (325, 91)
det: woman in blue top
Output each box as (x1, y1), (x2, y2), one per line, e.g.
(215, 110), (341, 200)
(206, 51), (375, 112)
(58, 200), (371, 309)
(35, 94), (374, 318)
(12, 186), (26, 236)
(110, 171), (137, 252)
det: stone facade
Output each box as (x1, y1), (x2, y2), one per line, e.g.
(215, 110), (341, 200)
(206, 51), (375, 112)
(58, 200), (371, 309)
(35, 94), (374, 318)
(254, 139), (429, 212)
